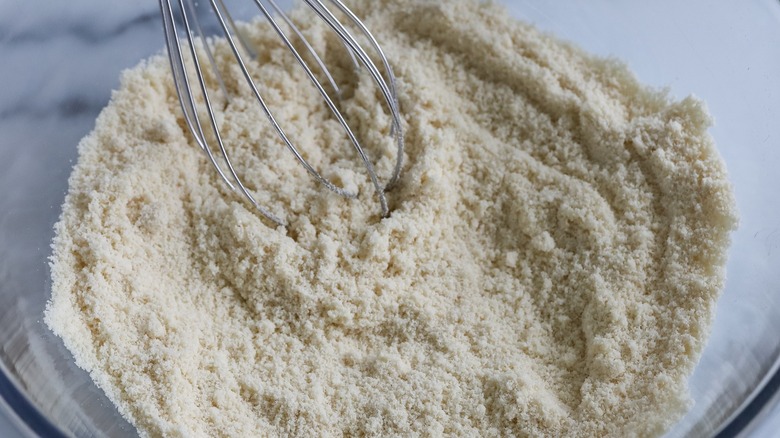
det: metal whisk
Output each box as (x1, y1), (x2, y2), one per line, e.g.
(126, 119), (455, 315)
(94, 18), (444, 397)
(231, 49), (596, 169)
(158, 0), (404, 226)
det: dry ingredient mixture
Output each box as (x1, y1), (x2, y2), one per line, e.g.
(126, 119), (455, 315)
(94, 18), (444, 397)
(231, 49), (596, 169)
(45, 0), (738, 436)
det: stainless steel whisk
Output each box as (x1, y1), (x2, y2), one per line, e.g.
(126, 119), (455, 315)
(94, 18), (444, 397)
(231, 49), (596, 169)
(158, 0), (404, 226)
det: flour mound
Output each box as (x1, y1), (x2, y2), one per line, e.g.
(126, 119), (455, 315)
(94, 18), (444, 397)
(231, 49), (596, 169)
(46, 0), (737, 436)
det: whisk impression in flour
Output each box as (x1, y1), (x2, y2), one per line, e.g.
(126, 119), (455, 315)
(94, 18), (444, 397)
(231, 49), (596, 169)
(45, 1), (737, 437)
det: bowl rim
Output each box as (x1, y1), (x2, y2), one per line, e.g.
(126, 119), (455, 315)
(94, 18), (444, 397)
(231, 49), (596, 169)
(0, 360), (68, 438)
(713, 357), (780, 437)
(1, 354), (780, 437)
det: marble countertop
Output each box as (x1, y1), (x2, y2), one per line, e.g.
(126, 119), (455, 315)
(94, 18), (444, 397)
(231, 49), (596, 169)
(1, 1), (779, 437)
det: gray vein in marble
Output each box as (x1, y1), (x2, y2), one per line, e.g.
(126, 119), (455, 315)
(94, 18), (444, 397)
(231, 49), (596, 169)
(0, 12), (159, 45)
(0, 7), (162, 123)
(0, 96), (104, 120)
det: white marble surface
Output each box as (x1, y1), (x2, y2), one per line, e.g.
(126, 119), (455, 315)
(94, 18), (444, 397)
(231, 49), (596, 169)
(0, 3), (188, 437)
(1, 1), (779, 437)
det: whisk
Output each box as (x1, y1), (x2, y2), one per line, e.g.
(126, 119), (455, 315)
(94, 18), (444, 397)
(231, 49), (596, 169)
(158, 0), (404, 226)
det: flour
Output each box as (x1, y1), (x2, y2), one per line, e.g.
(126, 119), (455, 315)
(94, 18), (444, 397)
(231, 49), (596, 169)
(45, 0), (738, 436)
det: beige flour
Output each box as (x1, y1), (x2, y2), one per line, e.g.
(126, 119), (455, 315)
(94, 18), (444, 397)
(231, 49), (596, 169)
(45, 0), (738, 436)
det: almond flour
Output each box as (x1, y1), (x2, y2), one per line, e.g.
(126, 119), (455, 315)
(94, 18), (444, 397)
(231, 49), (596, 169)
(46, 0), (738, 436)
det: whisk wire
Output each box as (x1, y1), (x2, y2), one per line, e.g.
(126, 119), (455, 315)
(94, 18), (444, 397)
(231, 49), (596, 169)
(327, 0), (405, 188)
(303, 0), (405, 189)
(266, 0), (343, 99)
(181, 0), (287, 225)
(159, 0), (403, 225)
(250, 0), (389, 215)
(187, 0), (231, 104)
(216, 0), (257, 59)
(306, 0), (361, 70)
(160, 0), (237, 193)
(210, 0), (361, 201)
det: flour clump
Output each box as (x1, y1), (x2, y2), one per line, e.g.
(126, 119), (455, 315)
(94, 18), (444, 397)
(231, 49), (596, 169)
(45, 0), (738, 436)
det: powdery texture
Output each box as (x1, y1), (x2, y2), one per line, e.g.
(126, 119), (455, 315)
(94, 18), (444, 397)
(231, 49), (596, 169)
(46, 1), (738, 436)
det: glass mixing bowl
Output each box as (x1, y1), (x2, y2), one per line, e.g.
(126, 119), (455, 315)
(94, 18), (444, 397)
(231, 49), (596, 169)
(1, 1), (779, 436)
